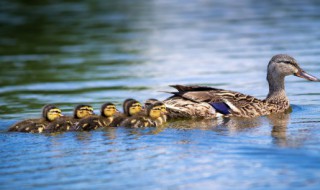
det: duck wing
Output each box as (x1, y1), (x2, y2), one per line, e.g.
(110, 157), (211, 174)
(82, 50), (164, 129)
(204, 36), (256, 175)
(168, 85), (231, 102)
(166, 85), (269, 118)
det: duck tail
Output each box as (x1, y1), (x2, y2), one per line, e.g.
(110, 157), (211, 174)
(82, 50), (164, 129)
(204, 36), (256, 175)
(170, 84), (218, 92)
(158, 90), (181, 95)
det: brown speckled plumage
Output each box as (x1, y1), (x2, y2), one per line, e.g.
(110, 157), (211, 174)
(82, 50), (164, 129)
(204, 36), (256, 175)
(75, 115), (114, 131)
(44, 116), (77, 133)
(164, 54), (319, 119)
(8, 104), (61, 133)
(8, 118), (49, 133)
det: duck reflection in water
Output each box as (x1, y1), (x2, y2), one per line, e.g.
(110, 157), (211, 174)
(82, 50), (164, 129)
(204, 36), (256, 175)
(166, 113), (292, 147)
(268, 112), (291, 147)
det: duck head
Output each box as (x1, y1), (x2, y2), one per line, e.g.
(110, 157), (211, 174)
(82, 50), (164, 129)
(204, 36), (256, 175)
(74, 104), (94, 119)
(147, 103), (162, 120)
(42, 104), (63, 122)
(144, 98), (159, 110)
(268, 54), (320, 82)
(126, 100), (143, 116)
(148, 101), (167, 120)
(122, 98), (135, 114)
(101, 102), (117, 117)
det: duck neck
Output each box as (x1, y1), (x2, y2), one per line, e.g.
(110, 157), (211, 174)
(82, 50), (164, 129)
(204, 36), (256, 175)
(266, 73), (288, 103)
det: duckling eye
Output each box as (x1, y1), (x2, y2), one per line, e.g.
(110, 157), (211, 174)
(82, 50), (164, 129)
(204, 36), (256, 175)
(50, 109), (61, 114)
(106, 106), (116, 111)
(80, 107), (93, 111)
(132, 103), (142, 108)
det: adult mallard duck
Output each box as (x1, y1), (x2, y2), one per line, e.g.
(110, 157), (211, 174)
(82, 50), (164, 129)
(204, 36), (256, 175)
(121, 101), (167, 128)
(8, 104), (63, 133)
(75, 102), (117, 131)
(44, 104), (94, 133)
(164, 54), (320, 119)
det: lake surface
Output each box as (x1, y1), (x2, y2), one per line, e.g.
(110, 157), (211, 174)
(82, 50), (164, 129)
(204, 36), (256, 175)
(1, 0), (320, 189)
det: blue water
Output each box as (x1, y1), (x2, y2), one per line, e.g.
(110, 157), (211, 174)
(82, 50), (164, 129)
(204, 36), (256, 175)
(1, 0), (320, 189)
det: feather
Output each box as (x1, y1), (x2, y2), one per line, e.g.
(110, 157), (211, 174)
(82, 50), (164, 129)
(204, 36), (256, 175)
(209, 102), (231, 115)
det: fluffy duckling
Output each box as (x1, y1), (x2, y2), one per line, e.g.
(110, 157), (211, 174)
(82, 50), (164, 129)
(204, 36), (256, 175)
(120, 101), (167, 128)
(75, 102), (117, 131)
(144, 99), (168, 123)
(44, 104), (94, 133)
(109, 99), (143, 127)
(8, 104), (63, 133)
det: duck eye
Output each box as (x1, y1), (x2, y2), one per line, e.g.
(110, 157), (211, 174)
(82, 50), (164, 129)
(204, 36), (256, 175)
(106, 106), (116, 110)
(132, 103), (141, 108)
(80, 107), (93, 111)
(283, 61), (291, 64)
(50, 109), (61, 114)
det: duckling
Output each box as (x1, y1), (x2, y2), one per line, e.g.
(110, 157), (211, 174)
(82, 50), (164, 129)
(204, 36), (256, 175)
(8, 104), (63, 133)
(120, 101), (167, 128)
(75, 102), (117, 131)
(109, 99), (143, 127)
(144, 99), (168, 123)
(44, 104), (94, 133)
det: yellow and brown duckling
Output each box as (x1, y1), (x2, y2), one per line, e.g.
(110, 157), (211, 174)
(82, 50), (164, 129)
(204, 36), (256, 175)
(8, 104), (63, 133)
(75, 102), (117, 131)
(44, 104), (94, 133)
(109, 99), (143, 127)
(144, 99), (168, 123)
(120, 101), (167, 128)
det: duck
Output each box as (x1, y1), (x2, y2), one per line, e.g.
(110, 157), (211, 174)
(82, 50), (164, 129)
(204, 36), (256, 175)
(164, 54), (320, 119)
(44, 104), (94, 133)
(8, 104), (63, 133)
(75, 102), (117, 131)
(120, 101), (167, 128)
(109, 99), (143, 127)
(144, 99), (168, 123)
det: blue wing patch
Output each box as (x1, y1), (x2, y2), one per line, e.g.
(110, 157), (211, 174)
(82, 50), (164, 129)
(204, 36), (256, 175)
(209, 102), (231, 115)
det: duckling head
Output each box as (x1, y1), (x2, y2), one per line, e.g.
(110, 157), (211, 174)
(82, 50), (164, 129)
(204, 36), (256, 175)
(268, 54), (320, 82)
(122, 98), (136, 114)
(144, 98), (159, 110)
(101, 102), (117, 117)
(74, 104), (94, 119)
(126, 100), (142, 116)
(147, 102), (164, 120)
(158, 102), (168, 116)
(42, 104), (63, 121)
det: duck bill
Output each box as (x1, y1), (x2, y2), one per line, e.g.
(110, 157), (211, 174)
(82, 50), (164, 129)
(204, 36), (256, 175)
(294, 70), (320, 82)
(161, 110), (168, 115)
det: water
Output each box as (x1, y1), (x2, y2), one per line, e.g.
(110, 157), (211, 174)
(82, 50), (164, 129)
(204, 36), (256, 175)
(1, 0), (320, 189)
